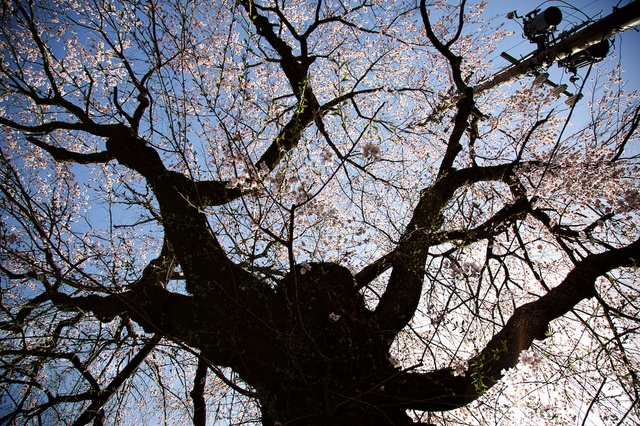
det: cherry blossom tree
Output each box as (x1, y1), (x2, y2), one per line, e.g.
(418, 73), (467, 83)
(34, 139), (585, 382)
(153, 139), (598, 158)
(1, 0), (639, 424)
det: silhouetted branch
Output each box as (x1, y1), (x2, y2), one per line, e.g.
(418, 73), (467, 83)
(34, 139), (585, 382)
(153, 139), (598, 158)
(190, 356), (208, 426)
(72, 335), (161, 426)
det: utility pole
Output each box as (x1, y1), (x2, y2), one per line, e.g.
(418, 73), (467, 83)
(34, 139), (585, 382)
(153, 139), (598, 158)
(474, 0), (640, 96)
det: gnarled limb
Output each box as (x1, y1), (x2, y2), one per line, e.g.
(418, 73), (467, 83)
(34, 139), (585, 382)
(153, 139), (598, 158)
(384, 237), (640, 411)
(239, 0), (321, 172)
(426, 196), (531, 246)
(373, 162), (523, 344)
(372, 2), (484, 342)
(420, 0), (468, 92)
(373, 176), (459, 343)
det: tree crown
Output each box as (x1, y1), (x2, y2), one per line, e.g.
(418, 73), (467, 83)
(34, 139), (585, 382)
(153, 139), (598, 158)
(1, 0), (639, 424)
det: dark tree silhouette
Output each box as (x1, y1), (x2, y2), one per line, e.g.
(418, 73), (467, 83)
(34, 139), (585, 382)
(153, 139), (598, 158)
(1, 0), (639, 424)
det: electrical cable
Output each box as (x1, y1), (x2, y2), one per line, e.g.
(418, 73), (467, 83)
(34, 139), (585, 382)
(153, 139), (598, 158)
(532, 62), (594, 194)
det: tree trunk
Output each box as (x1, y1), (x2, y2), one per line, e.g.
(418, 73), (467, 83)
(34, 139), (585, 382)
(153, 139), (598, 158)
(242, 263), (411, 425)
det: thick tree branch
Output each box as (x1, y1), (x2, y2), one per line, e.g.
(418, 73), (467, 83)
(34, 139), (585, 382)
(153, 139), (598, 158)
(373, 176), (458, 342)
(50, 284), (242, 367)
(48, 241), (222, 351)
(419, 0), (467, 92)
(355, 174), (529, 292)
(254, 98), (318, 172)
(190, 356), (208, 426)
(240, 0), (309, 94)
(50, 240), (286, 389)
(20, 123), (279, 355)
(611, 103), (640, 162)
(239, 0), (324, 174)
(355, 251), (397, 289)
(373, 162), (520, 343)
(193, 180), (243, 206)
(103, 125), (253, 294)
(419, 1), (474, 176)
(438, 87), (474, 176)
(20, 125), (238, 207)
(384, 237), (640, 411)
(0, 116), (91, 135)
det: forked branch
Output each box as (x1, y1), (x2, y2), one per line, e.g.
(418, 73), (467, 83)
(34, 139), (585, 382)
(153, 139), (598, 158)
(385, 237), (640, 411)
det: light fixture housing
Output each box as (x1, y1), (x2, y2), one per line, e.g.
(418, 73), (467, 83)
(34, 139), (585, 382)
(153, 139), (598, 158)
(524, 7), (563, 38)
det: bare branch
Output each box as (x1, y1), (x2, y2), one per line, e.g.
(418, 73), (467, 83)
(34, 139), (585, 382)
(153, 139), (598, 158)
(26, 136), (113, 164)
(72, 335), (161, 426)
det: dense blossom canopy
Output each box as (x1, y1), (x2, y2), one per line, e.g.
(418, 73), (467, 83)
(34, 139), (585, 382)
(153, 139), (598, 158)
(0, 0), (639, 424)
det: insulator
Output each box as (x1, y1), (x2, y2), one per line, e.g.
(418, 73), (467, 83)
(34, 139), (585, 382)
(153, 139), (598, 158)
(533, 72), (549, 86)
(565, 94), (582, 106)
(551, 84), (568, 98)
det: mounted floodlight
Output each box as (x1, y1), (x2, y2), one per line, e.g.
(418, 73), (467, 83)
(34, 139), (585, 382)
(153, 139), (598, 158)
(532, 72), (549, 86)
(559, 40), (610, 73)
(524, 7), (563, 38)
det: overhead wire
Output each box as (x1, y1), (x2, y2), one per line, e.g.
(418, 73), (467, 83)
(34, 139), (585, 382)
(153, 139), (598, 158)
(532, 63), (594, 196)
